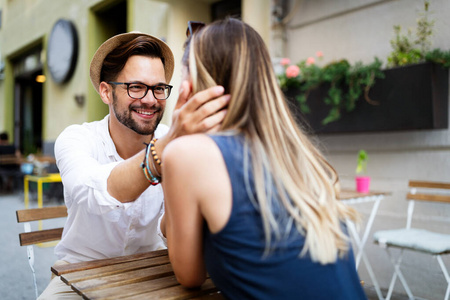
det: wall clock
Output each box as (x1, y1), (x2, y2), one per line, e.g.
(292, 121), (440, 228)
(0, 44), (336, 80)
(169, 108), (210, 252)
(47, 19), (78, 84)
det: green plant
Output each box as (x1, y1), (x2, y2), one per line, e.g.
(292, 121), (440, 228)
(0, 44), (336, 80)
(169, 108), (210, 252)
(415, 0), (434, 55)
(387, 25), (423, 67)
(425, 48), (450, 68)
(356, 150), (368, 174)
(279, 56), (384, 125)
(387, 0), (435, 67)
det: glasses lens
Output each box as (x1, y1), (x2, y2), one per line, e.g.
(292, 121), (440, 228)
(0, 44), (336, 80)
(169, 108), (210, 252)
(152, 84), (172, 100)
(127, 83), (148, 99)
(186, 21), (205, 37)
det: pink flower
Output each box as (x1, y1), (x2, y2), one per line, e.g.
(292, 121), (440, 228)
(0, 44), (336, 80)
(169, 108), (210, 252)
(280, 58), (291, 66)
(316, 51), (324, 58)
(285, 65), (300, 78)
(306, 57), (315, 66)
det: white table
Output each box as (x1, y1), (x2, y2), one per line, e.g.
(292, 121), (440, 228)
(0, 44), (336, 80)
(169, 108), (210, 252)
(339, 189), (389, 300)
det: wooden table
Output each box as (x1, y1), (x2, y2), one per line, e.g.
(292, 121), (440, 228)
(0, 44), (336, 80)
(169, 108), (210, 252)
(52, 249), (223, 300)
(339, 189), (389, 300)
(0, 154), (22, 165)
(0, 154), (56, 165)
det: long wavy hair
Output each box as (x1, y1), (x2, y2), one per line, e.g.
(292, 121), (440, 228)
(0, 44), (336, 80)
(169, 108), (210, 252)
(183, 18), (358, 264)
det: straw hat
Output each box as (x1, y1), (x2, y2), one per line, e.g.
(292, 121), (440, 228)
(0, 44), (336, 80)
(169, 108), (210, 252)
(89, 32), (174, 94)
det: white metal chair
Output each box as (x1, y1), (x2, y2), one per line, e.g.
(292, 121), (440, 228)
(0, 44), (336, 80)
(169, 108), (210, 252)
(373, 180), (450, 300)
(16, 205), (67, 299)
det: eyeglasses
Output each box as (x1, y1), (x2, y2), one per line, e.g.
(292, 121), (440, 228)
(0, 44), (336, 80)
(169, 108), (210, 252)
(186, 21), (205, 38)
(107, 82), (173, 100)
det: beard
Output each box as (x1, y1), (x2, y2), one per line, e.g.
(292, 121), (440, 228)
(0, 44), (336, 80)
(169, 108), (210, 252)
(111, 91), (164, 135)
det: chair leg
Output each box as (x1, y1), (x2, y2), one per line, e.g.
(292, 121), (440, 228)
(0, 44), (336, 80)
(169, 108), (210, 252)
(436, 255), (450, 300)
(348, 221), (383, 299)
(384, 248), (399, 300)
(360, 251), (384, 300)
(24, 223), (39, 299)
(384, 248), (414, 300)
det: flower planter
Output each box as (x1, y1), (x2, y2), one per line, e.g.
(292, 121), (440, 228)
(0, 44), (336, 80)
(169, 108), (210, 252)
(355, 176), (371, 193)
(285, 62), (449, 134)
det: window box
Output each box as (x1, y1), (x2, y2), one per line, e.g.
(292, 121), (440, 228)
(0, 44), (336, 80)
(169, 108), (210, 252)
(285, 62), (449, 134)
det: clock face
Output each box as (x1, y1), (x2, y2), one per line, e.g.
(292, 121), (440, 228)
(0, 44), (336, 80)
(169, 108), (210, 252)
(47, 19), (78, 84)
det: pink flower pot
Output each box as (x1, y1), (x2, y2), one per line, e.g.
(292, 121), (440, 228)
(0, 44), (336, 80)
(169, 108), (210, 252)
(356, 176), (371, 193)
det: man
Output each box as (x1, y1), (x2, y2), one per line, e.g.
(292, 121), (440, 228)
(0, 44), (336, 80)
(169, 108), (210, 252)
(38, 32), (228, 299)
(0, 132), (9, 145)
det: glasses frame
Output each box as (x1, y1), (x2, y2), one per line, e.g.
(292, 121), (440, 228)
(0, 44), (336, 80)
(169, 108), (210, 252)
(186, 21), (205, 38)
(107, 81), (173, 100)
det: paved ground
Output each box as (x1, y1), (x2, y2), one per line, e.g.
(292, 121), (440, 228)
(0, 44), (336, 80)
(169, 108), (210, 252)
(0, 190), (413, 300)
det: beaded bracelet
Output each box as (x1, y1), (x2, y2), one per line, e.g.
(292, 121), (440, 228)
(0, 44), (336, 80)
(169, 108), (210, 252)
(141, 142), (160, 185)
(149, 138), (162, 166)
(150, 150), (161, 178)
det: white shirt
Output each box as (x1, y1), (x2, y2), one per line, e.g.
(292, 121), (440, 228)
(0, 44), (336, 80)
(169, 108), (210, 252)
(54, 115), (168, 263)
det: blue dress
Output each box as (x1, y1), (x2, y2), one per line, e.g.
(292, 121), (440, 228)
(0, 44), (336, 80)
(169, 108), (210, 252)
(204, 134), (367, 300)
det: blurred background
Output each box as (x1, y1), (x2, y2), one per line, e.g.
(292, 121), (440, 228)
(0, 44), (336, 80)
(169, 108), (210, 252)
(0, 0), (449, 299)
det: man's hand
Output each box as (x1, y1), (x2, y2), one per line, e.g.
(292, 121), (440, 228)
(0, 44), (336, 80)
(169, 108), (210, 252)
(168, 80), (230, 139)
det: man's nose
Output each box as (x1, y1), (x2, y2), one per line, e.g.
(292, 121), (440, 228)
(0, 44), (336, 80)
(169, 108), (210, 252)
(140, 90), (158, 104)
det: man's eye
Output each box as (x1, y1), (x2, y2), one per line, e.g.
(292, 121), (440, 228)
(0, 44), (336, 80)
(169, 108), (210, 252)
(129, 84), (145, 91)
(154, 86), (165, 93)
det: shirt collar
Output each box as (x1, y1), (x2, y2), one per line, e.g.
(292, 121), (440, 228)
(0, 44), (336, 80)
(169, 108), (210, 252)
(99, 114), (167, 161)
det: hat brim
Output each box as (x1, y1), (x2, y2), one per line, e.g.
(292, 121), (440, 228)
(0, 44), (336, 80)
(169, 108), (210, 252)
(89, 32), (174, 94)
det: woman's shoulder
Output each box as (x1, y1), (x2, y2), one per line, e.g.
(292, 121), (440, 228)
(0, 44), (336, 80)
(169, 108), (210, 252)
(166, 134), (214, 150)
(163, 134), (220, 165)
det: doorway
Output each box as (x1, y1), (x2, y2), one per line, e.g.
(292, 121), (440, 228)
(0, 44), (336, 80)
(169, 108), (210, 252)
(13, 47), (44, 155)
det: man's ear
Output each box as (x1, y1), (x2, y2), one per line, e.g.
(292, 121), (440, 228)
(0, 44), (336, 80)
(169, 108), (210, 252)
(99, 81), (112, 105)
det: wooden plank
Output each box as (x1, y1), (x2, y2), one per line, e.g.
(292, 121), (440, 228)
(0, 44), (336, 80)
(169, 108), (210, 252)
(53, 249), (168, 276)
(409, 180), (450, 190)
(19, 228), (63, 246)
(0, 154), (22, 164)
(16, 206), (67, 222)
(120, 278), (218, 300)
(72, 264), (175, 296)
(61, 255), (170, 284)
(338, 189), (388, 200)
(407, 192), (450, 203)
(80, 275), (179, 300)
(72, 263), (173, 291)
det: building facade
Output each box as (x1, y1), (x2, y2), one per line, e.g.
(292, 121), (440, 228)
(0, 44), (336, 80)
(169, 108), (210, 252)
(280, 1), (450, 299)
(0, 0), (449, 299)
(0, 0), (270, 155)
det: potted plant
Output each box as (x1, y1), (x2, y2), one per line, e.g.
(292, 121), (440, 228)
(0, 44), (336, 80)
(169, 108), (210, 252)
(355, 150), (370, 193)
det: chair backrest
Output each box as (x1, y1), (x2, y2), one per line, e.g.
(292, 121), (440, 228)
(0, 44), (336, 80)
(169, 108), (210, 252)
(407, 180), (450, 203)
(16, 205), (67, 246)
(405, 180), (450, 229)
(17, 205), (67, 298)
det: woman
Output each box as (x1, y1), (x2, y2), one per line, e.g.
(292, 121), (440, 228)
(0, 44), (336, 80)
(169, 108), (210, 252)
(161, 18), (367, 299)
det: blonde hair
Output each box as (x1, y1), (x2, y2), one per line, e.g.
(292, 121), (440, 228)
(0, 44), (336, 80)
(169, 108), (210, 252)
(184, 18), (358, 264)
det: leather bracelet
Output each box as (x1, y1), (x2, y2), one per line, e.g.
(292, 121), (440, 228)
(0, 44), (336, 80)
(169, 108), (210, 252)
(141, 142), (160, 185)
